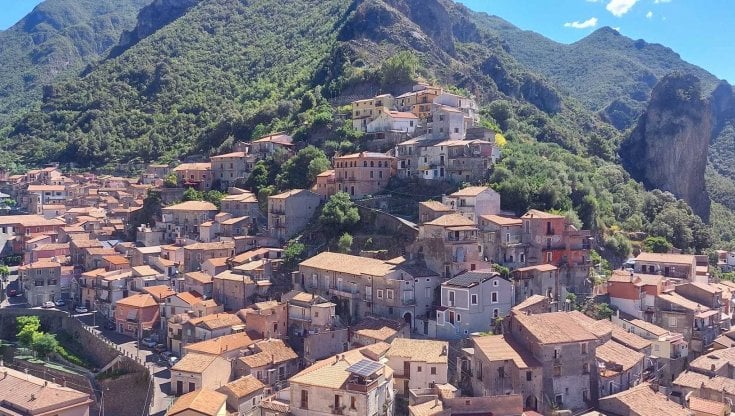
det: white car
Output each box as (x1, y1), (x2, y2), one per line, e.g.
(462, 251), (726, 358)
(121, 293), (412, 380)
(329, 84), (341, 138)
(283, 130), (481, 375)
(41, 301), (55, 308)
(74, 306), (88, 314)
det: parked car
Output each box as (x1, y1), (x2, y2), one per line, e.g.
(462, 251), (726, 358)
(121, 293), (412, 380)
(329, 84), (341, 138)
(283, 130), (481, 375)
(42, 301), (55, 308)
(140, 338), (157, 349)
(54, 299), (66, 307)
(74, 306), (88, 314)
(7, 289), (17, 297)
(153, 344), (166, 353)
(167, 356), (179, 367)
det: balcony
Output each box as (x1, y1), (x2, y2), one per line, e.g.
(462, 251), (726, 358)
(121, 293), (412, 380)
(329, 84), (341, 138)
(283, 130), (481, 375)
(402, 298), (416, 306)
(330, 288), (360, 299)
(269, 209), (285, 215)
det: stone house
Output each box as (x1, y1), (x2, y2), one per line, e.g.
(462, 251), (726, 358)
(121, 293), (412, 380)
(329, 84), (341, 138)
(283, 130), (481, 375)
(479, 214), (525, 268)
(458, 335), (543, 409)
(181, 312), (245, 346)
(19, 260), (62, 306)
(441, 186), (501, 224)
(173, 162), (212, 191)
(217, 375), (267, 416)
(237, 300), (288, 340)
(596, 339), (645, 398)
(655, 291), (719, 355)
(314, 170), (336, 201)
(332, 152), (396, 199)
(612, 316), (689, 361)
(412, 213), (489, 279)
(433, 92), (479, 125)
(249, 133), (293, 157)
(436, 270), (512, 339)
(220, 190), (260, 218)
(429, 105), (467, 141)
(159, 201), (219, 242)
(288, 348), (396, 416)
(210, 151), (254, 189)
(184, 271), (214, 299)
(234, 339), (299, 388)
(598, 383), (691, 416)
(349, 316), (409, 347)
(182, 241), (235, 273)
(267, 189), (320, 242)
(212, 270), (256, 311)
(512, 264), (559, 306)
(114, 293), (160, 338)
(521, 209), (592, 296)
(417, 200), (454, 224)
(386, 339), (448, 396)
(507, 311), (600, 414)
(171, 353), (232, 396)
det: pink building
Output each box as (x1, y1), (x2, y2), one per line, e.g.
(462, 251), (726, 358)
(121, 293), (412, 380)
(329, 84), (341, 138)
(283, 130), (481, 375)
(114, 293), (161, 338)
(333, 151), (396, 198)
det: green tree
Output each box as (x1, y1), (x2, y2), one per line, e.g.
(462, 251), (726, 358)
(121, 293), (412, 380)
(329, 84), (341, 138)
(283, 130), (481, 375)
(182, 187), (204, 201)
(337, 233), (353, 253)
(244, 160), (271, 193)
(16, 316), (41, 346)
(380, 51), (418, 89)
(591, 303), (614, 320)
(283, 241), (306, 268)
(276, 146), (330, 189)
(31, 332), (59, 358)
(319, 192), (359, 235)
(163, 173), (178, 188)
(204, 190), (225, 209)
(565, 293), (577, 310)
(643, 236), (673, 253)
(0, 264), (9, 279)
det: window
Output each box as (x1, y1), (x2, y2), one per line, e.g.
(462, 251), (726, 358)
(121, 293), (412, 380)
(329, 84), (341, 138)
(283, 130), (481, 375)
(493, 309), (499, 318)
(581, 343), (587, 355)
(583, 363), (589, 374)
(350, 397), (357, 410)
(188, 382), (195, 392)
(176, 381), (183, 395)
(417, 366), (422, 373)
(526, 371), (532, 381)
(457, 314), (461, 322)
(493, 280), (499, 287)
(454, 128), (459, 134)
(471, 294), (478, 305)
(553, 365), (561, 377)
(387, 289), (394, 300)
(555, 394), (563, 407)
(491, 292), (498, 303)
(668, 317), (677, 327)
(498, 367), (505, 378)
(554, 348), (561, 359)
(546, 252), (553, 262)
(448, 290), (455, 306)
(431, 367), (437, 375)
(301, 390), (309, 409)
(377, 290), (384, 299)
(334, 395), (341, 410)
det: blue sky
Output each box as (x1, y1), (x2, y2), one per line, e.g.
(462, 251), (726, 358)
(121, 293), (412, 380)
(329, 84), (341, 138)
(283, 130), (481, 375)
(1, 0), (733, 82)
(459, 0), (735, 83)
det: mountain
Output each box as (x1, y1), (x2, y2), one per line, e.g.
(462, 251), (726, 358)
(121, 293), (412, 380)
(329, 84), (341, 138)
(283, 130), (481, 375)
(0, 0), (149, 127)
(0, 0), (724, 250)
(477, 17), (721, 130)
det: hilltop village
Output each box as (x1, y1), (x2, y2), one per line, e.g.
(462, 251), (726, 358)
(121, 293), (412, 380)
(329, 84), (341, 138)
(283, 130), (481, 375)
(1, 84), (733, 416)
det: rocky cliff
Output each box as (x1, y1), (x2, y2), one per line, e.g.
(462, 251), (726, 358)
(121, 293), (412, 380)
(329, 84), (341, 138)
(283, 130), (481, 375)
(620, 73), (711, 220)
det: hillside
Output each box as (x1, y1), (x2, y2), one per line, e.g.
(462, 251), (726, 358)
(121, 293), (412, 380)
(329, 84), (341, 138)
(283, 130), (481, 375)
(0, 0), (726, 250)
(0, 0), (149, 127)
(477, 15), (721, 130)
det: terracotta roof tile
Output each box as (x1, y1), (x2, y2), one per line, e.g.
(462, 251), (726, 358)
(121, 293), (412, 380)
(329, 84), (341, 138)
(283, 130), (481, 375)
(167, 388), (226, 416)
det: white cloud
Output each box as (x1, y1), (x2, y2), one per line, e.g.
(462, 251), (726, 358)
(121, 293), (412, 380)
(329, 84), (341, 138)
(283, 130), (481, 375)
(563, 17), (599, 29)
(646, 11), (653, 18)
(606, 0), (638, 17)
(654, 0), (671, 3)
(612, 27), (621, 31)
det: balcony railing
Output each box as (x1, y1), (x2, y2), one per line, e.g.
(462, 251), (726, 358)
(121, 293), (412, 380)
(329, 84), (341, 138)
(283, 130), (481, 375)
(330, 288), (360, 299)
(346, 378), (378, 393)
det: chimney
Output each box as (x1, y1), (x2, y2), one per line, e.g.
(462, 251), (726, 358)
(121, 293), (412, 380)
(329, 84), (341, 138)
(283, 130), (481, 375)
(434, 398), (439, 407)
(441, 345), (448, 356)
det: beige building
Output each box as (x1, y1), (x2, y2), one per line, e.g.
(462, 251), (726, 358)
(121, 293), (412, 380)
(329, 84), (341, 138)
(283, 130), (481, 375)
(212, 270), (257, 311)
(289, 348), (396, 416)
(182, 241), (235, 273)
(220, 190), (260, 218)
(267, 189), (320, 242)
(441, 186), (501, 224)
(386, 338), (448, 395)
(159, 201), (219, 241)
(19, 260), (62, 306)
(217, 375), (267, 416)
(634, 252), (697, 281)
(167, 388), (228, 416)
(211, 152), (254, 189)
(235, 339), (299, 388)
(351, 94), (395, 132)
(171, 353), (232, 396)
(173, 162), (212, 190)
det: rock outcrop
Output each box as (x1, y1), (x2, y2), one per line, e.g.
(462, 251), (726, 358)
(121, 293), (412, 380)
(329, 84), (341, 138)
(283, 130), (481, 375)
(620, 73), (711, 220)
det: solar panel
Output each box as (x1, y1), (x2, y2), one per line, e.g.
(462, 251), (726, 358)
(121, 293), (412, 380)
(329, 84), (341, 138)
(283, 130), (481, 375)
(346, 359), (383, 377)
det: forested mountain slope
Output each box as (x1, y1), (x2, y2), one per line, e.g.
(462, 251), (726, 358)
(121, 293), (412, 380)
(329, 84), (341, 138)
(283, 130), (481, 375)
(0, 0), (149, 126)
